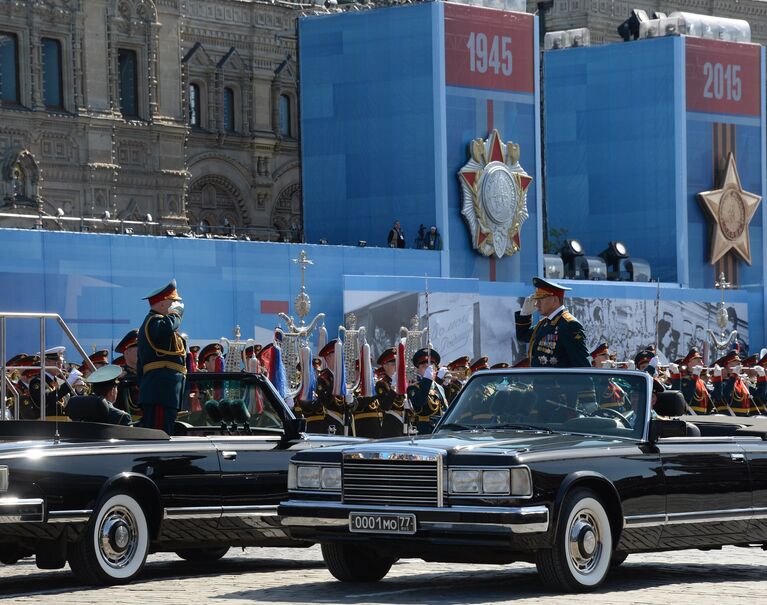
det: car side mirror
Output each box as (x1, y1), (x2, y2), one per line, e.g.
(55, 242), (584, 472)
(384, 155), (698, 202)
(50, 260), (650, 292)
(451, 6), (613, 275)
(649, 418), (687, 443)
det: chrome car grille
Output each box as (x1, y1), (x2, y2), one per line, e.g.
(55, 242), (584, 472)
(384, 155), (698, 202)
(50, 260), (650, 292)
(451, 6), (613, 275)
(342, 450), (443, 507)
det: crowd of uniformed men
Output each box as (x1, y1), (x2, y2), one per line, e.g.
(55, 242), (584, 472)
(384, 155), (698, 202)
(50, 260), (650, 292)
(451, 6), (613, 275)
(3, 277), (766, 436)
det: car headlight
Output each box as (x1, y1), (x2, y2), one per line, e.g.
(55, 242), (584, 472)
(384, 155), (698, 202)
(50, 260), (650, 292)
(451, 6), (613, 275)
(0, 466), (7, 493)
(482, 469), (510, 494)
(449, 469), (481, 493)
(288, 463), (341, 491)
(449, 467), (532, 496)
(320, 467), (342, 490)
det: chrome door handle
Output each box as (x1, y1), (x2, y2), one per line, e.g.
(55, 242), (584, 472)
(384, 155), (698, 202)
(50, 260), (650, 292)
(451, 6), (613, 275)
(730, 453), (746, 462)
(222, 451), (237, 461)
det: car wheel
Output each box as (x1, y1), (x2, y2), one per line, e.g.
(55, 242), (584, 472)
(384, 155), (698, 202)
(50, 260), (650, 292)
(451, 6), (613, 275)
(68, 492), (150, 585)
(175, 547), (230, 562)
(535, 488), (613, 592)
(321, 543), (395, 582)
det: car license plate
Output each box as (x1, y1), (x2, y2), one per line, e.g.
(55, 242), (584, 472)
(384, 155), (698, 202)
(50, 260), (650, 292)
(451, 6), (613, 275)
(349, 512), (416, 535)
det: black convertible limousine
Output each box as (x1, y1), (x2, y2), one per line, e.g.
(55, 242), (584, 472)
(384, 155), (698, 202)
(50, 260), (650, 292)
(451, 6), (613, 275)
(279, 368), (767, 592)
(0, 371), (360, 585)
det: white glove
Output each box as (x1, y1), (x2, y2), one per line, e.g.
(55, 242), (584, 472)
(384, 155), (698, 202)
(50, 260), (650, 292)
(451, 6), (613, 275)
(731, 365), (742, 376)
(755, 366), (765, 378)
(520, 296), (535, 316)
(713, 365), (722, 378)
(669, 363), (679, 375)
(625, 361), (635, 370)
(692, 365), (703, 377)
(423, 366), (434, 381)
(437, 367), (447, 380)
(66, 368), (83, 387)
(168, 301), (185, 317)
(600, 360), (613, 369)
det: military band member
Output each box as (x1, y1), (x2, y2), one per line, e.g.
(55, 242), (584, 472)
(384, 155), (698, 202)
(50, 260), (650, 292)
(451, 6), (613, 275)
(4, 353), (32, 419)
(634, 349), (656, 375)
(137, 279), (186, 435)
(590, 343), (629, 412)
(28, 347), (83, 420)
(375, 347), (409, 437)
(114, 329), (141, 419)
(515, 277), (590, 368)
(444, 356), (469, 405)
(669, 348), (714, 415)
(407, 347), (447, 434)
(711, 350), (760, 416)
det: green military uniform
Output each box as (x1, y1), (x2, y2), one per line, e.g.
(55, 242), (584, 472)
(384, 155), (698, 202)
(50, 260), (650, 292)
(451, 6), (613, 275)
(115, 366), (141, 419)
(515, 308), (591, 368)
(137, 280), (186, 434)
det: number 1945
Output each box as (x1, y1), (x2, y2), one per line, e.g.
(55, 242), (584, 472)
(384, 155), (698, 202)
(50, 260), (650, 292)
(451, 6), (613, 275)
(467, 32), (513, 76)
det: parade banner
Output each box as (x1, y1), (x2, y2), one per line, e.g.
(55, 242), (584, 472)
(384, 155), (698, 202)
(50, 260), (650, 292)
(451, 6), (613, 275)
(686, 38), (760, 116)
(345, 289), (749, 366)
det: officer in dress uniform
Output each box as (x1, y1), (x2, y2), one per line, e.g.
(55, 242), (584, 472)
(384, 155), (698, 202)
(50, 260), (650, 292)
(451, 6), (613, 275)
(28, 347), (83, 420)
(407, 347), (447, 434)
(443, 356), (470, 405)
(66, 365), (132, 426)
(711, 350), (760, 416)
(114, 329), (141, 419)
(136, 279), (186, 434)
(669, 348), (714, 415)
(515, 277), (591, 368)
(590, 343), (630, 412)
(375, 347), (410, 437)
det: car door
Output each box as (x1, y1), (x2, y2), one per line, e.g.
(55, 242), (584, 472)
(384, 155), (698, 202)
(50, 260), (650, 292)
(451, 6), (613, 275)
(735, 436), (767, 540)
(656, 436), (751, 547)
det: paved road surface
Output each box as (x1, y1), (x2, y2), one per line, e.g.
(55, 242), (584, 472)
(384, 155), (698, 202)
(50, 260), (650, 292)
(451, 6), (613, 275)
(0, 544), (764, 604)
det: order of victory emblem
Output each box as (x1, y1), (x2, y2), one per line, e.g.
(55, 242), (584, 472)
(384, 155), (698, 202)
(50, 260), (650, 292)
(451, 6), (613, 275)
(458, 129), (532, 258)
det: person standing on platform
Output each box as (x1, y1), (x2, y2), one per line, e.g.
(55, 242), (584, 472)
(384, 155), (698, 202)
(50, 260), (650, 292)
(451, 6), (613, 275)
(136, 279), (186, 434)
(515, 277), (591, 368)
(387, 220), (406, 249)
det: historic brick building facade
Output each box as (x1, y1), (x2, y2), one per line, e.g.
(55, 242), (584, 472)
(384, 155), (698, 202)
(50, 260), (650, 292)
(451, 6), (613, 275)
(0, 0), (300, 239)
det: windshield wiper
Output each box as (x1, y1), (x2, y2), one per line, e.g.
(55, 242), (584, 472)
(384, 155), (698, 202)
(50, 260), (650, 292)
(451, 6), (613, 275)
(439, 423), (485, 432)
(485, 423), (555, 434)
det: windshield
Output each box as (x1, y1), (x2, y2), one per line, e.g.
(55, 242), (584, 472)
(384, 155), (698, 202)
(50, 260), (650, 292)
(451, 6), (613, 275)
(438, 370), (649, 440)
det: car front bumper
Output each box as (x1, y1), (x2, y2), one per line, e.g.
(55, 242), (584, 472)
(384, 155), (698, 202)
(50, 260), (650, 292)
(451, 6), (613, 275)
(279, 500), (550, 538)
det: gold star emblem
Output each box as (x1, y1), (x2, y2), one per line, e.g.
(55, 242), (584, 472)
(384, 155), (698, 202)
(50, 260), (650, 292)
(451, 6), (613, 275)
(698, 152), (761, 265)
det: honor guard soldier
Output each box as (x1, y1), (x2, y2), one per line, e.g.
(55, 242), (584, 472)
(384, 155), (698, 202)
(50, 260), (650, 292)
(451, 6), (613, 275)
(711, 350), (760, 416)
(349, 358), (382, 439)
(66, 365), (132, 426)
(407, 347), (447, 434)
(114, 329), (141, 419)
(28, 347), (84, 420)
(375, 347), (410, 437)
(444, 356), (470, 405)
(669, 348), (714, 415)
(591, 343), (630, 412)
(137, 279), (186, 434)
(305, 339), (347, 435)
(199, 343), (225, 373)
(515, 277), (591, 368)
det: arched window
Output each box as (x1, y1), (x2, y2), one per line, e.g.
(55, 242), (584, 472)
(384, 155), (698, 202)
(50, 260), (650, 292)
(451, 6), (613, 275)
(279, 94), (291, 137)
(118, 48), (139, 118)
(223, 87), (235, 132)
(0, 32), (19, 104)
(188, 83), (201, 127)
(42, 38), (63, 109)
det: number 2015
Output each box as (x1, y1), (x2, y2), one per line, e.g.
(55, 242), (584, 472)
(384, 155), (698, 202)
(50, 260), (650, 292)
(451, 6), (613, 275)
(702, 62), (742, 101)
(467, 32), (513, 76)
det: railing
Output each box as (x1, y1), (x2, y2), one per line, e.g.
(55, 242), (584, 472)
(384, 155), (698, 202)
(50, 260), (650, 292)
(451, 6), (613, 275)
(0, 313), (96, 421)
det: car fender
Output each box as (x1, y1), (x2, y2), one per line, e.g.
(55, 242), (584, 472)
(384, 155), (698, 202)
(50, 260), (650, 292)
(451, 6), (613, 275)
(95, 472), (162, 538)
(552, 471), (624, 542)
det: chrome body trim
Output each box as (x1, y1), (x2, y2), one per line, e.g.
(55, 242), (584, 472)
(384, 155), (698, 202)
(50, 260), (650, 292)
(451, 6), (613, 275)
(0, 497), (45, 523)
(281, 500), (550, 534)
(625, 507), (767, 528)
(47, 509), (91, 523)
(164, 504), (279, 520)
(220, 505), (278, 518)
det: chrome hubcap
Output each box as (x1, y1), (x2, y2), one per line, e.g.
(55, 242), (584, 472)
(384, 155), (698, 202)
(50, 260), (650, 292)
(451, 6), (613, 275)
(98, 505), (138, 569)
(568, 510), (601, 574)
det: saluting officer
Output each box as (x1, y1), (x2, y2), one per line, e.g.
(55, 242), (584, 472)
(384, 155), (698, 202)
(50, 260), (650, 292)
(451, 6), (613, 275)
(515, 277), (590, 368)
(407, 347), (447, 434)
(136, 279), (186, 434)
